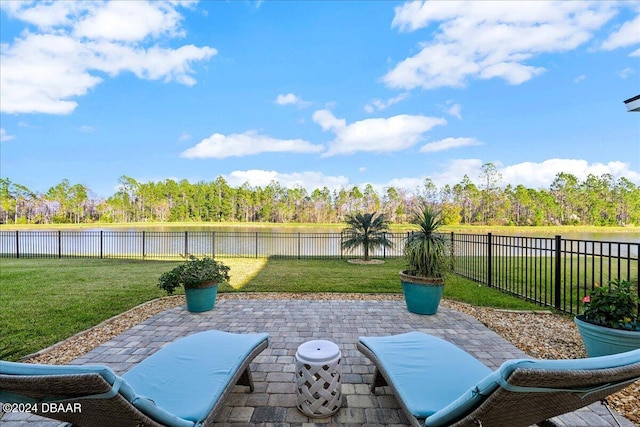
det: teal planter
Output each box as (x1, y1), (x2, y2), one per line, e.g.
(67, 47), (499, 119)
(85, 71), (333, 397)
(184, 283), (218, 312)
(574, 315), (640, 357)
(400, 271), (444, 315)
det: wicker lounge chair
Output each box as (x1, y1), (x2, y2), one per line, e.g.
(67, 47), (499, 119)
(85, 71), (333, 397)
(0, 330), (269, 427)
(358, 331), (640, 427)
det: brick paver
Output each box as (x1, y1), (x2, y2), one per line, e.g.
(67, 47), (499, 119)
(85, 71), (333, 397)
(2, 298), (635, 426)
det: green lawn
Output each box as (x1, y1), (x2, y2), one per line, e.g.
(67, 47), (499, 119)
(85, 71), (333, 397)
(1, 257), (544, 361)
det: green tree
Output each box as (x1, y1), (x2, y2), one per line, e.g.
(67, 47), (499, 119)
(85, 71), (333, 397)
(69, 183), (88, 223)
(341, 212), (393, 261)
(0, 178), (17, 223)
(347, 186), (364, 213)
(581, 174), (616, 226)
(382, 186), (403, 223)
(363, 183), (381, 213)
(453, 175), (480, 224)
(614, 177), (640, 225)
(479, 163), (502, 224)
(550, 173), (580, 224)
(46, 179), (73, 223)
(310, 186), (333, 223)
(418, 178), (438, 205)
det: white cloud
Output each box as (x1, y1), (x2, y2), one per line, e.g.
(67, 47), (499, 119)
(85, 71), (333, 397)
(385, 1), (618, 90)
(574, 74), (586, 83)
(224, 170), (350, 191)
(501, 159), (640, 188)
(601, 13), (640, 52)
(419, 137), (482, 153)
(78, 125), (94, 133)
(0, 1), (84, 28)
(312, 110), (346, 132)
(385, 159), (484, 193)
(0, 1), (216, 114)
(619, 68), (634, 79)
(387, 158), (640, 190)
(275, 92), (309, 107)
(445, 103), (462, 119)
(364, 92), (410, 113)
(180, 130), (323, 159)
(73, 1), (184, 42)
(380, 158), (640, 194)
(313, 109), (446, 156)
(218, 158), (639, 196)
(1, 128), (16, 142)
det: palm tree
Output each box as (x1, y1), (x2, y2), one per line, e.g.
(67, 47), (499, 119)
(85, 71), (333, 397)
(341, 212), (393, 261)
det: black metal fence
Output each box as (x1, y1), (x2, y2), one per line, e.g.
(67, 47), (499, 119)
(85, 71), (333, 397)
(0, 230), (406, 260)
(1, 230), (638, 316)
(451, 233), (639, 316)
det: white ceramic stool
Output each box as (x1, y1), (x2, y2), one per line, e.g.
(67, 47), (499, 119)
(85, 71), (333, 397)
(295, 340), (342, 417)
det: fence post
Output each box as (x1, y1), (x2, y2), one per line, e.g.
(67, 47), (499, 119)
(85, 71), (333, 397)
(100, 231), (103, 259)
(255, 232), (259, 258)
(212, 231), (215, 258)
(298, 232), (301, 260)
(450, 232), (455, 272)
(487, 233), (492, 287)
(184, 231), (188, 257)
(142, 231), (146, 259)
(15, 230), (19, 259)
(554, 235), (562, 310)
(58, 230), (62, 259)
(383, 232), (386, 259)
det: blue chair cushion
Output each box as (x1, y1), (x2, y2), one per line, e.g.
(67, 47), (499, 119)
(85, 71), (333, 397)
(122, 330), (268, 425)
(0, 360), (193, 427)
(1, 330), (269, 427)
(426, 346), (640, 427)
(360, 332), (640, 427)
(359, 332), (493, 419)
(0, 361), (135, 402)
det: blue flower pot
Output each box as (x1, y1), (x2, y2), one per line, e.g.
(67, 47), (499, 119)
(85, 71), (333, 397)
(184, 283), (218, 312)
(574, 315), (640, 357)
(400, 271), (444, 315)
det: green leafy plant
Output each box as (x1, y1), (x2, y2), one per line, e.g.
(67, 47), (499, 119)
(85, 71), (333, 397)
(582, 279), (639, 331)
(403, 205), (452, 278)
(341, 212), (394, 261)
(158, 256), (230, 295)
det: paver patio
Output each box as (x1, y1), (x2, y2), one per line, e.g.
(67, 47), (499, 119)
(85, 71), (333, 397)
(2, 298), (635, 426)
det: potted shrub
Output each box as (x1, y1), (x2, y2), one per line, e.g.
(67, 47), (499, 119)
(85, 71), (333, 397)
(158, 256), (230, 312)
(575, 279), (640, 357)
(400, 205), (452, 315)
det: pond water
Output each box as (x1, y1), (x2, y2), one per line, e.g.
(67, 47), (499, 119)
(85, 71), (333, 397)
(85, 225), (640, 243)
(1, 226), (637, 258)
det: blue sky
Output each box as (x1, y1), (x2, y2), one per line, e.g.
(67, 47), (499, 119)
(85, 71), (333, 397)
(1, 0), (639, 199)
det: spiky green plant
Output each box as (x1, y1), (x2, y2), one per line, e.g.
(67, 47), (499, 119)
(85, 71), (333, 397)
(341, 212), (394, 261)
(404, 205), (452, 278)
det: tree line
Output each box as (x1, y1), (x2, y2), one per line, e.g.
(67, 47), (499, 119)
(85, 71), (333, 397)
(1, 163), (639, 226)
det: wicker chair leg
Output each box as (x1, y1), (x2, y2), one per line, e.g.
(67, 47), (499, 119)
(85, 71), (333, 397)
(236, 367), (255, 392)
(370, 367), (388, 393)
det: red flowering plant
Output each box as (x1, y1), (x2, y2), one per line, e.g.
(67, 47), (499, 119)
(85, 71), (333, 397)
(582, 279), (640, 331)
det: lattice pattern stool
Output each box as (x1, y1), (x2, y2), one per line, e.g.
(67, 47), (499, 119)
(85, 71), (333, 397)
(295, 340), (342, 418)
